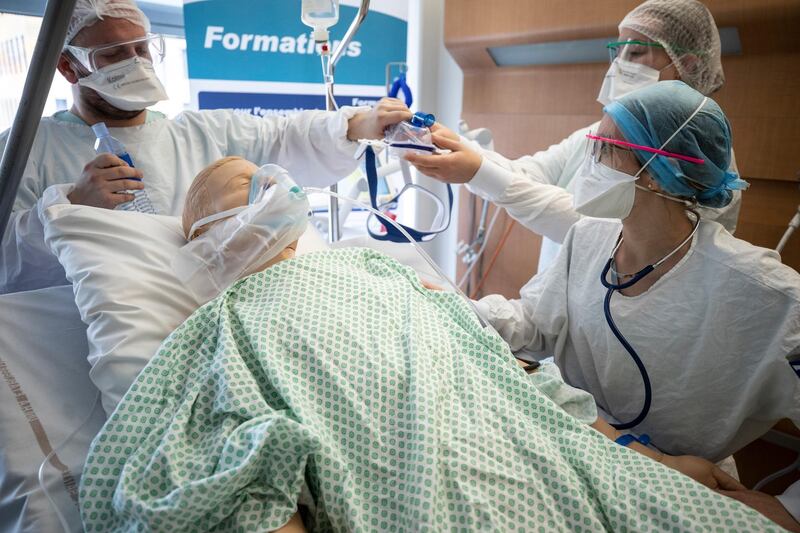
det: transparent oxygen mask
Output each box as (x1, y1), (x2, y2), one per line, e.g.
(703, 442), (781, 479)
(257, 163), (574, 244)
(382, 112), (437, 157)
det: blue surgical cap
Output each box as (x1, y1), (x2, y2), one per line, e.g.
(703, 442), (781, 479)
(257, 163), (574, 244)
(604, 80), (748, 208)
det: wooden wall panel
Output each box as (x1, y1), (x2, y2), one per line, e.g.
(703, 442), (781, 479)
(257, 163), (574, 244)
(447, 0), (800, 300)
(445, 0), (799, 48)
(737, 179), (800, 266)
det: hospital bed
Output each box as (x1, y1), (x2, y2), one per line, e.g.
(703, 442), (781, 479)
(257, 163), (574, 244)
(0, 221), (448, 532)
(5, 216), (798, 533)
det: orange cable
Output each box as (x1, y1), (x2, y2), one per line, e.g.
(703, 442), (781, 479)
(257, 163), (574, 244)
(469, 216), (516, 299)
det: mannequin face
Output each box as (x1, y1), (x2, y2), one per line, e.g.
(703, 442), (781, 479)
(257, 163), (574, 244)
(182, 157), (299, 271)
(183, 157), (259, 239)
(199, 158), (258, 217)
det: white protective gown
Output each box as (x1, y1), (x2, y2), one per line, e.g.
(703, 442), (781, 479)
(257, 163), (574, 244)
(0, 107), (364, 294)
(462, 123), (742, 272)
(475, 217), (800, 462)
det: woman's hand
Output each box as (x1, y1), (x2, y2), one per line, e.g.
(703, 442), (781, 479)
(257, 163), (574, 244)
(405, 134), (482, 184)
(429, 122), (460, 142)
(661, 454), (746, 491)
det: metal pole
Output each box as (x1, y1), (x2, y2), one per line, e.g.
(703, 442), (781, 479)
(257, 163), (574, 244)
(325, 0), (370, 243)
(0, 0), (78, 239)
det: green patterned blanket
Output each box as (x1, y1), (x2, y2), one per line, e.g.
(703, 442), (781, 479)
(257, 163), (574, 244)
(80, 248), (780, 532)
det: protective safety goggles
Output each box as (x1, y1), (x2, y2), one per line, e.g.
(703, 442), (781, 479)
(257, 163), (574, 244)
(606, 39), (664, 64)
(64, 33), (165, 72)
(586, 132), (705, 166)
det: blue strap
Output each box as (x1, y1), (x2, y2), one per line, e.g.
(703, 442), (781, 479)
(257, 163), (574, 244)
(364, 146), (453, 243)
(388, 74), (413, 107)
(790, 359), (800, 379)
(615, 433), (651, 447)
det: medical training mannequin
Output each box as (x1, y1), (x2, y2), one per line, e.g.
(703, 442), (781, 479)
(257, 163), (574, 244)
(179, 154), (755, 488)
(81, 159), (800, 531)
(472, 80), (800, 531)
(181, 156), (298, 272)
(406, 0), (740, 273)
(0, 0), (412, 294)
(180, 157), (302, 533)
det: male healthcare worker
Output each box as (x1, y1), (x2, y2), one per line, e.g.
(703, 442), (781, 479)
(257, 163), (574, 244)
(0, 0), (411, 294)
(406, 0), (740, 273)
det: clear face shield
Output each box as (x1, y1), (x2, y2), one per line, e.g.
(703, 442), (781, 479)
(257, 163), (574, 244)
(64, 33), (165, 73)
(586, 132), (635, 168)
(606, 39), (664, 66)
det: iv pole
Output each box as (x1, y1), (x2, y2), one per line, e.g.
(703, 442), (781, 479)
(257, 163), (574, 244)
(0, 0), (78, 238)
(324, 0), (370, 243)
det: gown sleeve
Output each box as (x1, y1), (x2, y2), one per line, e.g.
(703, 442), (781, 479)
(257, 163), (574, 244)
(210, 107), (367, 189)
(475, 223), (576, 354)
(462, 127), (589, 244)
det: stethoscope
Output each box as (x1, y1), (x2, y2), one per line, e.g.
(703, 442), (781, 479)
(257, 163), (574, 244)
(601, 210), (700, 430)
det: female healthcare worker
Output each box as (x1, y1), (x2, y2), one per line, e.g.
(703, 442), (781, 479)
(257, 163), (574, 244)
(407, 0), (741, 272)
(472, 80), (800, 469)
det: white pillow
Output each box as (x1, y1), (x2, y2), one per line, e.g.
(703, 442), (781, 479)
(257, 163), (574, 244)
(0, 285), (105, 533)
(42, 205), (329, 415)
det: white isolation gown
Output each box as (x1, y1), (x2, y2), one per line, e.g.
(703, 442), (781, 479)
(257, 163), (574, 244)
(461, 123), (741, 272)
(0, 107), (365, 294)
(476, 216), (800, 462)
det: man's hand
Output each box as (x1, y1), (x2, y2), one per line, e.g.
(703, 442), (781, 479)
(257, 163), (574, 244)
(67, 153), (144, 209)
(661, 454), (746, 491)
(404, 134), (482, 184)
(346, 97), (412, 141)
(718, 489), (800, 532)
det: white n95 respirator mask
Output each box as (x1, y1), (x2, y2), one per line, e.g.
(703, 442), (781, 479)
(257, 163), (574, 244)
(597, 58), (662, 106)
(77, 56), (168, 111)
(172, 164), (310, 304)
(572, 157), (637, 220)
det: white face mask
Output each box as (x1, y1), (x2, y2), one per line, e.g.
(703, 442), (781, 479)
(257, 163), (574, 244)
(573, 157), (638, 219)
(77, 56), (168, 111)
(597, 58), (662, 106)
(573, 156), (694, 220)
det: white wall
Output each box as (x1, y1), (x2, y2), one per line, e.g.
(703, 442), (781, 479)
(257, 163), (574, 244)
(406, 0), (463, 280)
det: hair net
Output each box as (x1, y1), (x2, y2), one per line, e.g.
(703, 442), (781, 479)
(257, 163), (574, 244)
(65, 0), (150, 47)
(619, 0), (724, 95)
(604, 80), (747, 208)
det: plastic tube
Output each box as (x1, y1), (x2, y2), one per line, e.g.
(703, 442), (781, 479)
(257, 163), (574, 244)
(38, 391), (101, 533)
(320, 53), (339, 111)
(776, 205), (800, 254)
(457, 206), (502, 289)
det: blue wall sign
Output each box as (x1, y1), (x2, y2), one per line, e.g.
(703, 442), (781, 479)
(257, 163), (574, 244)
(184, 0), (408, 114)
